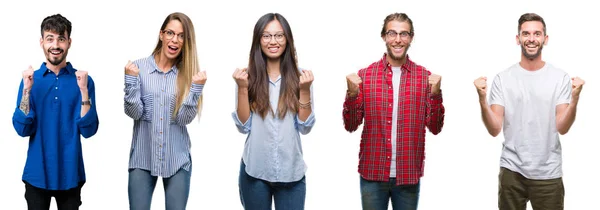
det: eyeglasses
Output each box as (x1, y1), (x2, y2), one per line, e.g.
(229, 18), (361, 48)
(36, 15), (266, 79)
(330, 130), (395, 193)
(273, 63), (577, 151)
(162, 29), (185, 42)
(385, 30), (412, 40)
(262, 33), (285, 43)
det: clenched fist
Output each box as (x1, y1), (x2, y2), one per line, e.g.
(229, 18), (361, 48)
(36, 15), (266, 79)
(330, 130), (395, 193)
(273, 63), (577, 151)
(571, 77), (585, 99)
(232, 68), (249, 89)
(299, 69), (313, 91)
(429, 74), (442, 95)
(22, 66), (34, 91)
(192, 71), (207, 85)
(473, 76), (487, 99)
(346, 73), (362, 97)
(75, 70), (89, 89)
(124, 60), (140, 76)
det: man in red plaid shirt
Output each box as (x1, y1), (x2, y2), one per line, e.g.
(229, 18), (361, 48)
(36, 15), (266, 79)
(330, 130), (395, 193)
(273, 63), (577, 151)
(342, 13), (445, 210)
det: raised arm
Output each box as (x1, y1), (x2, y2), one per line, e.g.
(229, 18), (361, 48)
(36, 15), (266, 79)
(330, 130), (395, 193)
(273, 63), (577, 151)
(342, 72), (364, 132)
(124, 60), (143, 120)
(474, 76), (504, 137)
(231, 68), (252, 134)
(12, 74), (36, 137)
(556, 76), (583, 135)
(296, 69), (316, 135)
(76, 75), (99, 138)
(426, 73), (444, 134)
(173, 71), (206, 125)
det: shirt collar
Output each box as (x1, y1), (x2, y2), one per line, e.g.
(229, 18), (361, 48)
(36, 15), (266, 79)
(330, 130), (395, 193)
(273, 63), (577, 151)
(41, 62), (76, 76)
(148, 55), (178, 74)
(381, 53), (414, 72)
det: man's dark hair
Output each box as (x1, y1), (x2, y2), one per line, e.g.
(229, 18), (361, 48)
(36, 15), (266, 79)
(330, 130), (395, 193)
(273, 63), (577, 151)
(41, 14), (72, 38)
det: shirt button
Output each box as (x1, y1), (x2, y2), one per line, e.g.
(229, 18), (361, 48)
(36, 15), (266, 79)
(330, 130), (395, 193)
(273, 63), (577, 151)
(389, 103), (392, 107)
(387, 121), (391, 124)
(55, 96), (58, 99)
(55, 77), (58, 80)
(387, 156), (390, 159)
(389, 86), (392, 89)
(55, 87), (58, 89)
(160, 117), (163, 120)
(159, 131), (163, 134)
(388, 139), (391, 141)
(159, 144), (162, 148)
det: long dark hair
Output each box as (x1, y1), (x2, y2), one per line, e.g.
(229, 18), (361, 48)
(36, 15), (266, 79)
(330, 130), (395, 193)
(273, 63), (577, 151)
(247, 13), (299, 119)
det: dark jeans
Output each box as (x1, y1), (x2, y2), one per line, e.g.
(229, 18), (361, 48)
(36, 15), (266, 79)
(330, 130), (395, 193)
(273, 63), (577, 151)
(24, 180), (84, 210)
(360, 176), (420, 210)
(238, 160), (306, 210)
(498, 167), (564, 210)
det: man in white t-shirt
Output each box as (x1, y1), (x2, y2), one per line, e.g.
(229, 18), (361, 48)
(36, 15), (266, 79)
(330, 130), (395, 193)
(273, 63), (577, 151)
(473, 13), (585, 210)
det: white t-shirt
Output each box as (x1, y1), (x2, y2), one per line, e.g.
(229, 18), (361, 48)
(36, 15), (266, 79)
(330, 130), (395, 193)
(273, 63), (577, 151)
(390, 66), (402, 177)
(489, 62), (571, 180)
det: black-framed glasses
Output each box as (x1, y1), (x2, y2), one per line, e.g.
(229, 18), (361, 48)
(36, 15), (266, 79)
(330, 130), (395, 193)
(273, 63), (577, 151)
(262, 33), (285, 42)
(163, 29), (185, 42)
(385, 30), (412, 40)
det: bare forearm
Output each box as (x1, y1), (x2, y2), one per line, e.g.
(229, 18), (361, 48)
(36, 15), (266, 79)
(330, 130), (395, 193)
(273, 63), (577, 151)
(298, 89), (312, 121)
(19, 89), (30, 115)
(237, 87), (251, 123)
(80, 88), (90, 117)
(479, 100), (502, 137)
(557, 98), (579, 134)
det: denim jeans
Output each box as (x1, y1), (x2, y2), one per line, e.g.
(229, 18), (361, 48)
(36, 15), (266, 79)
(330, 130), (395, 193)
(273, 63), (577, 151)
(238, 160), (306, 210)
(360, 176), (420, 210)
(128, 168), (191, 210)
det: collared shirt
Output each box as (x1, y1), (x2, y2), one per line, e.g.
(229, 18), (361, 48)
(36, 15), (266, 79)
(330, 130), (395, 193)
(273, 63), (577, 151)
(343, 54), (445, 185)
(12, 62), (99, 190)
(124, 55), (203, 178)
(232, 74), (316, 183)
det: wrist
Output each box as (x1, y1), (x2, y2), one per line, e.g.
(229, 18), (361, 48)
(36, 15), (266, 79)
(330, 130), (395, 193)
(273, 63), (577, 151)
(347, 89), (358, 97)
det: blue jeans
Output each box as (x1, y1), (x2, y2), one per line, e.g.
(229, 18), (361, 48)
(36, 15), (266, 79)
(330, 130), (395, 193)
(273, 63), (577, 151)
(128, 168), (191, 210)
(360, 176), (420, 210)
(238, 160), (306, 210)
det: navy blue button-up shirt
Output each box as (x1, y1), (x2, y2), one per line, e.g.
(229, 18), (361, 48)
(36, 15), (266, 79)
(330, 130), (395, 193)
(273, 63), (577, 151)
(12, 62), (99, 190)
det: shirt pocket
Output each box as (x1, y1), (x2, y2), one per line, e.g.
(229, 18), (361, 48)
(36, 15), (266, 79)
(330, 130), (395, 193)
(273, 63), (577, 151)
(141, 94), (154, 121)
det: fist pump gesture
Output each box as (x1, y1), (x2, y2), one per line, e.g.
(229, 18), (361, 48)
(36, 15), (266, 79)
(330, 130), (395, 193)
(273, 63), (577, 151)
(232, 68), (249, 88)
(474, 76), (488, 99)
(75, 70), (89, 89)
(346, 73), (362, 97)
(429, 74), (442, 95)
(22, 66), (34, 91)
(124, 60), (140, 76)
(299, 69), (313, 91)
(192, 71), (207, 85)
(571, 77), (585, 99)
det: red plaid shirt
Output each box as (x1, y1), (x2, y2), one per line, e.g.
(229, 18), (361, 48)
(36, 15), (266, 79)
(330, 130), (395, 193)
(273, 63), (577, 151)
(343, 53), (445, 185)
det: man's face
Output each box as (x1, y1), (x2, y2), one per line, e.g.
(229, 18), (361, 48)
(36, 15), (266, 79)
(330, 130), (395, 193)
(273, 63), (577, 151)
(383, 20), (413, 62)
(40, 30), (70, 66)
(516, 21), (547, 60)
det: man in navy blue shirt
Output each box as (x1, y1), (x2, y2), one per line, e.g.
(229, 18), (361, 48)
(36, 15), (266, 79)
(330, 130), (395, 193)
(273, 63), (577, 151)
(12, 14), (99, 210)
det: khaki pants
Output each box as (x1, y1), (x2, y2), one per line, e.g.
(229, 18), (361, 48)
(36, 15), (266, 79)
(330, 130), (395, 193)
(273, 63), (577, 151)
(498, 167), (564, 210)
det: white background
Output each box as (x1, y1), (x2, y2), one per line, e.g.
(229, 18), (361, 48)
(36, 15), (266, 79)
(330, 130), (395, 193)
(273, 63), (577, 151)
(1, 0), (597, 209)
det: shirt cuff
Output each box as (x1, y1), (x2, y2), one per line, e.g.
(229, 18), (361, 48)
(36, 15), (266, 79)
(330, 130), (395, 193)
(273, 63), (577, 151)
(191, 84), (204, 93)
(13, 107), (35, 124)
(125, 75), (138, 85)
(77, 105), (97, 127)
(430, 90), (443, 104)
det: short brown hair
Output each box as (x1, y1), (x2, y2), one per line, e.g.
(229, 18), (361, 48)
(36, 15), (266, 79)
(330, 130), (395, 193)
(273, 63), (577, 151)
(380, 13), (414, 37)
(518, 13), (546, 34)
